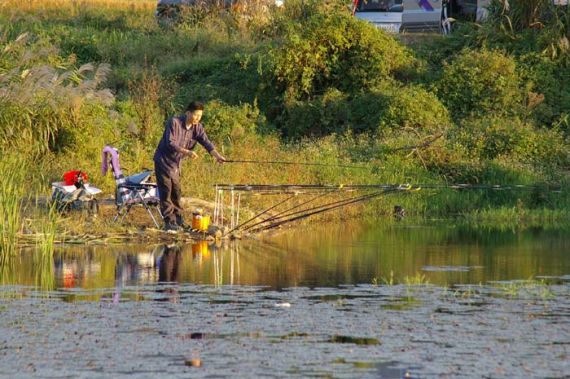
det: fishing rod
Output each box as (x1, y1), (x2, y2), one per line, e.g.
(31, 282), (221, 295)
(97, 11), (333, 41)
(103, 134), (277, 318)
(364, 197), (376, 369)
(224, 160), (370, 170)
(241, 191), (342, 233)
(244, 186), (417, 234)
(227, 194), (297, 234)
(248, 189), (403, 234)
(216, 183), (566, 193)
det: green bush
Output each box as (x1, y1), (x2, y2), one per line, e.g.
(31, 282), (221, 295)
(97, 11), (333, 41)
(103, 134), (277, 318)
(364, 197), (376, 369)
(202, 100), (265, 144)
(437, 49), (524, 120)
(517, 53), (570, 127)
(454, 116), (570, 167)
(281, 83), (451, 139)
(165, 54), (262, 106)
(371, 84), (451, 134)
(267, 12), (415, 101)
(281, 88), (351, 137)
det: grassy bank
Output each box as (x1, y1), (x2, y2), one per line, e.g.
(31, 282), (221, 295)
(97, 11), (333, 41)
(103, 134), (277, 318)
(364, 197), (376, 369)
(0, 0), (569, 252)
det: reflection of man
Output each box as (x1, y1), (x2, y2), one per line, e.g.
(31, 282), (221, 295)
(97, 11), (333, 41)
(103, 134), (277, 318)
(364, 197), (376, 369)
(159, 244), (183, 282)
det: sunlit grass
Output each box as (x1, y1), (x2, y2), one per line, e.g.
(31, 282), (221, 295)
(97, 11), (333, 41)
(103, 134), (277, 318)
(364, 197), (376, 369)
(0, 0), (155, 13)
(0, 158), (26, 262)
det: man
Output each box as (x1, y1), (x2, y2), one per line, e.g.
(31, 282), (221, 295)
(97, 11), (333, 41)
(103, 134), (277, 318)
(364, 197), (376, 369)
(154, 101), (225, 232)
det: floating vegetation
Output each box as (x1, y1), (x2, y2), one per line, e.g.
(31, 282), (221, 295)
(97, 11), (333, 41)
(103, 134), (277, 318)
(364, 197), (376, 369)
(491, 279), (555, 300)
(328, 335), (380, 346)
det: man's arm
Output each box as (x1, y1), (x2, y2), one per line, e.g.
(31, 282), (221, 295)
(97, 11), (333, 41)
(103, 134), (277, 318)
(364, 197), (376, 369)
(195, 125), (225, 163)
(209, 149), (226, 164)
(166, 118), (188, 155)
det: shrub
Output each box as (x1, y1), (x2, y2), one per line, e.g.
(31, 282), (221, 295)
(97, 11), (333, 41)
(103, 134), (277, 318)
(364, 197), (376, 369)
(267, 12), (415, 101)
(437, 49), (523, 121)
(281, 88), (351, 137)
(202, 100), (265, 144)
(371, 84), (452, 135)
(517, 53), (570, 127)
(454, 116), (570, 167)
(281, 83), (451, 140)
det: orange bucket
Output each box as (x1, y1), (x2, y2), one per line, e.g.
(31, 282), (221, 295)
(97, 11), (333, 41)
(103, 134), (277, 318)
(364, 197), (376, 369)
(192, 214), (210, 232)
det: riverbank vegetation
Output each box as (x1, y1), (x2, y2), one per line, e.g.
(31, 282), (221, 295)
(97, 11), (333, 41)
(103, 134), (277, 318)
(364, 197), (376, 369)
(1, 0), (569, 250)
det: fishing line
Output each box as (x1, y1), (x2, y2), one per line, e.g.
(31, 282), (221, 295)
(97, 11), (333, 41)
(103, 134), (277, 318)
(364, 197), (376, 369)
(225, 160), (369, 170)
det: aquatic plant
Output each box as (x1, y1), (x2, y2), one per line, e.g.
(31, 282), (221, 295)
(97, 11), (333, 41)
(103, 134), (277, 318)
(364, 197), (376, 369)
(494, 278), (555, 299)
(0, 157), (25, 262)
(380, 270), (395, 286)
(36, 202), (58, 259)
(33, 243), (55, 292)
(403, 273), (430, 286)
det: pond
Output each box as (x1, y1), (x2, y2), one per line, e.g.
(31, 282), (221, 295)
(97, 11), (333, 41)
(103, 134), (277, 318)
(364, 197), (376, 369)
(1, 221), (569, 378)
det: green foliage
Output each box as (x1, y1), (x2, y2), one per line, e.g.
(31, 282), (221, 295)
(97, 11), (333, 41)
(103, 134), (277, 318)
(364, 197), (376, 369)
(372, 84), (451, 134)
(164, 54), (263, 106)
(127, 64), (176, 146)
(0, 33), (115, 157)
(281, 89), (351, 137)
(454, 116), (570, 167)
(437, 49), (524, 120)
(268, 12), (415, 101)
(479, 0), (570, 60)
(517, 53), (570, 127)
(282, 83), (451, 139)
(202, 100), (264, 144)
(0, 156), (25, 261)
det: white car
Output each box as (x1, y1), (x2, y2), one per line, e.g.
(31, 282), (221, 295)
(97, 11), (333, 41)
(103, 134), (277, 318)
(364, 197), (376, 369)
(353, 0), (490, 33)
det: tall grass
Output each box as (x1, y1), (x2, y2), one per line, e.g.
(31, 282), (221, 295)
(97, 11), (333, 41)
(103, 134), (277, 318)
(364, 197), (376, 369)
(0, 33), (114, 156)
(34, 204), (57, 291)
(0, 157), (26, 262)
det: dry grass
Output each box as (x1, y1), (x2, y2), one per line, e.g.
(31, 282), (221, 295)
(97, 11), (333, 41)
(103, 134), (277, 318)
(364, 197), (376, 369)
(0, 0), (155, 12)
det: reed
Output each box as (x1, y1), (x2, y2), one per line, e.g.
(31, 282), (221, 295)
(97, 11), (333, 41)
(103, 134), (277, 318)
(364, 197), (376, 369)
(33, 202), (57, 292)
(36, 202), (58, 258)
(0, 157), (26, 261)
(403, 273), (430, 286)
(33, 248), (55, 292)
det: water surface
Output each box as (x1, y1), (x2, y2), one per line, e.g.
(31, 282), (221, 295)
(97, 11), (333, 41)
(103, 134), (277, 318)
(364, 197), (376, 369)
(1, 222), (569, 378)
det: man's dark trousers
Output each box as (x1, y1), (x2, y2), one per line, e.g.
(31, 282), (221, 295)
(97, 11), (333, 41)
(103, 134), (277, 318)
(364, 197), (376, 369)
(155, 162), (183, 225)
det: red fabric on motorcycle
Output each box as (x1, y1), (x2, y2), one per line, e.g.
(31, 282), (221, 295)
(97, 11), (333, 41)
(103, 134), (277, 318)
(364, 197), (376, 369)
(63, 170), (88, 186)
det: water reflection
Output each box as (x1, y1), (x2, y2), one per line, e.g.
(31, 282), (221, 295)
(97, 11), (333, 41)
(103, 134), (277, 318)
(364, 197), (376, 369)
(4, 222), (570, 292)
(158, 244), (182, 282)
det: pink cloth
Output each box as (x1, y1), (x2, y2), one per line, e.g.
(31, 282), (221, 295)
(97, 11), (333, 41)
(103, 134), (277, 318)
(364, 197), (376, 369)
(102, 146), (123, 178)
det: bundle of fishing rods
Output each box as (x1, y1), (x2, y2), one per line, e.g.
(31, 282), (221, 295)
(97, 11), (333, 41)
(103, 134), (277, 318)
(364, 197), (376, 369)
(213, 159), (565, 236)
(213, 183), (420, 235)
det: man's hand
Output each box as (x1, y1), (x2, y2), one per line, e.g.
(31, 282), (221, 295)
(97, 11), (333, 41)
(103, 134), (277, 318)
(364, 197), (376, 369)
(210, 150), (226, 164)
(182, 149), (198, 160)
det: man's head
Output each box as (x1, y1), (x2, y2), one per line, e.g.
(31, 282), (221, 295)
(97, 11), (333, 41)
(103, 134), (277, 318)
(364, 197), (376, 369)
(186, 101), (204, 125)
